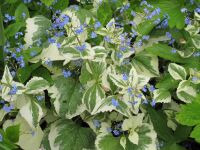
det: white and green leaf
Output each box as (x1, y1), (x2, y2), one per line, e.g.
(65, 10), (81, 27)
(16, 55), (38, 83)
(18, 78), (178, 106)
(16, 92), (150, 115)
(168, 63), (187, 80)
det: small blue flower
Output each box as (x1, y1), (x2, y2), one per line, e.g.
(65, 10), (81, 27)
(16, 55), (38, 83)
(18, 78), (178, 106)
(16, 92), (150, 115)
(127, 87), (132, 94)
(192, 76), (198, 81)
(171, 48), (177, 53)
(94, 21), (101, 29)
(23, 0), (32, 3)
(56, 43), (61, 49)
(48, 38), (56, 44)
(3, 104), (14, 113)
(151, 99), (156, 107)
(9, 84), (18, 95)
(36, 95), (44, 101)
(113, 130), (120, 136)
(0, 133), (3, 142)
(154, 18), (161, 25)
(131, 11), (136, 17)
(111, 98), (119, 107)
(91, 32), (97, 38)
(142, 86), (147, 92)
(166, 32), (172, 39)
(195, 8), (200, 13)
(104, 36), (111, 43)
(93, 120), (101, 128)
(137, 94), (143, 99)
(22, 12), (26, 18)
(63, 70), (72, 78)
(44, 58), (52, 66)
(142, 35), (150, 40)
(30, 51), (37, 57)
(149, 85), (155, 92)
(122, 73), (128, 81)
(76, 43), (86, 52)
(116, 52), (123, 59)
(185, 17), (191, 25)
(181, 8), (187, 13)
(75, 26), (84, 35)
(119, 46), (126, 51)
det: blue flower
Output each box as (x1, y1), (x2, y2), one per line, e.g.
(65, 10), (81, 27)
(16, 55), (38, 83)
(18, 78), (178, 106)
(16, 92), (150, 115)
(93, 120), (101, 128)
(185, 17), (191, 25)
(44, 58), (52, 66)
(154, 18), (161, 25)
(142, 86), (147, 92)
(94, 21), (101, 29)
(91, 32), (97, 38)
(0, 133), (3, 142)
(122, 73), (128, 80)
(56, 43), (61, 49)
(3, 104), (14, 113)
(76, 43), (86, 52)
(104, 36), (111, 43)
(137, 94), (143, 99)
(195, 8), (200, 13)
(63, 70), (72, 78)
(142, 35), (150, 41)
(9, 84), (18, 95)
(151, 99), (156, 107)
(131, 11), (136, 17)
(171, 48), (177, 53)
(113, 130), (120, 136)
(166, 32), (172, 39)
(75, 26), (84, 35)
(111, 98), (119, 107)
(48, 38), (56, 44)
(36, 95), (44, 101)
(181, 8), (187, 13)
(149, 85), (155, 92)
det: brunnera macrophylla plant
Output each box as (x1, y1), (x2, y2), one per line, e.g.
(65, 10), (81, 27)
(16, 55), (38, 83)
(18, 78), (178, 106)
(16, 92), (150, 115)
(0, 0), (200, 150)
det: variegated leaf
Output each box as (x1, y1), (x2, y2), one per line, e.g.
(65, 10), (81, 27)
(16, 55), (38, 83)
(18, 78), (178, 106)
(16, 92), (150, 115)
(168, 63), (187, 80)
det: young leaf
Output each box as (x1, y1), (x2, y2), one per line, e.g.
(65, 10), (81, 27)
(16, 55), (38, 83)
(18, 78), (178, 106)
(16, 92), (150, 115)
(5, 125), (20, 143)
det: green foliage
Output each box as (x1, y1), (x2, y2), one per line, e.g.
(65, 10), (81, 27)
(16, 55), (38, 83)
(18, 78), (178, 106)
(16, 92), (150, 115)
(0, 0), (199, 149)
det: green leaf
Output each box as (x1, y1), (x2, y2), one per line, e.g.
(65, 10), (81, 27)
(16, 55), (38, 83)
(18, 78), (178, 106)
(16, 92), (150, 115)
(4, 22), (25, 38)
(31, 67), (53, 84)
(49, 119), (96, 150)
(97, 2), (112, 26)
(168, 63), (187, 80)
(153, 89), (171, 103)
(153, 0), (185, 29)
(147, 106), (174, 142)
(41, 0), (54, 6)
(0, 8), (6, 46)
(146, 43), (184, 63)
(96, 134), (124, 150)
(161, 143), (186, 150)
(25, 77), (49, 94)
(53, 0), (69, 10)
(49, 76), (84, 118)
(5, 125), (20, 143)
(176, 95), (200, 126)
(191, 125), (200, 143)
(174, 125), (192, 143)
(176, 80), (197, 103)
(156, 74), (179, 90)
(15, 3), (29, 22)
(132, 51), (159, 77)
(19, 95), (43, 128)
